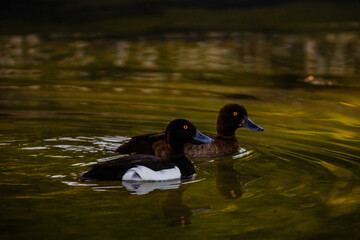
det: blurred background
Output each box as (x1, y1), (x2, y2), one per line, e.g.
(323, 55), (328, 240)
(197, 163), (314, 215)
(1, 1), (360, 240)
(1, 0), (360, 34)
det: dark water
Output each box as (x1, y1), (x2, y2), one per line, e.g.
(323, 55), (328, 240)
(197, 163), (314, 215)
(1, 32), (360, 239)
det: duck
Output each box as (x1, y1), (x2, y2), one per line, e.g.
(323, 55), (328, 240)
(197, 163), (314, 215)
(115, 104), (263, 158)
(80, 119), (213, 181)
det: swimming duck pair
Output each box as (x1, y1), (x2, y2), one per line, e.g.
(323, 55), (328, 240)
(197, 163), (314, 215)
(81, 104), (263, 182)
(116, 104), (263, 158)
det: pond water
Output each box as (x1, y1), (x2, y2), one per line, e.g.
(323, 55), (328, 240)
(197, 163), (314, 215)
(1, 32), (360, 239)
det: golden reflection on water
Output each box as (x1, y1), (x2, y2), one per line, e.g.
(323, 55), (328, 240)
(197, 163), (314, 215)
(0, 30), (360, 240)
(326, 182), (360, 217)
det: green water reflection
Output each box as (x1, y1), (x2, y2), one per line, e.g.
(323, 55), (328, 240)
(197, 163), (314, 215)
(1, 31), (360, 239)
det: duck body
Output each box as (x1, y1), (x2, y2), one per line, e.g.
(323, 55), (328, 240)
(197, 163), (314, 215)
(81, 119), (213, 181)
(115, 104), (263, 159)
(152, 135), (240, 159)
(185, 135), (240, 158)
(81, 154), (194, 181)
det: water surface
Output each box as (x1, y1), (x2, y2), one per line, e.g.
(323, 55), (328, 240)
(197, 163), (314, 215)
(1, 32), (360, 239)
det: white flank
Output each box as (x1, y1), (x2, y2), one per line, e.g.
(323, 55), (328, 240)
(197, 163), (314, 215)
(122, 166), (181, 181)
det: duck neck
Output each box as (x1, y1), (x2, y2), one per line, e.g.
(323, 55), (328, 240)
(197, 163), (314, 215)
(170, 152), (195, 179)
(216, 125), (236, 139)
(216, 132), (237, 140)
(217, 119), (237, 138)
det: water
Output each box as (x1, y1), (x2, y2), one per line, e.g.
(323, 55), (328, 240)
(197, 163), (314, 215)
(1, 32), (360, 239)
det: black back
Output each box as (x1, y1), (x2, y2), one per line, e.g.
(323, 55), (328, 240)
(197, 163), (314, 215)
(115, 132), (165, 154)
(80, 154), (176, 180)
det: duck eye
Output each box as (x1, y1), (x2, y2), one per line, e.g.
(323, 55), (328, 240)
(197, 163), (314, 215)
(183, 125), (188, 130)
(233, 112), (238, 116)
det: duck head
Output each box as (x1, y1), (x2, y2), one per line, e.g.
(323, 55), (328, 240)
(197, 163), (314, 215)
(165, 119), (213, 153)
(217, 104), (263, 137)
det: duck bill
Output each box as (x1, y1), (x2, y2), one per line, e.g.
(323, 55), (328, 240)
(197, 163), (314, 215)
(192, 130), (214, 144)
(241, 117), (264, 131)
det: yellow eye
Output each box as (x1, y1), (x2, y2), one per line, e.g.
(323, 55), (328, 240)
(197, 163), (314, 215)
(233, 112), (238, 116)
(183, 125), (188, 130)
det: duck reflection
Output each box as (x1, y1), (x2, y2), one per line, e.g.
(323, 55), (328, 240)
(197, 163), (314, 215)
(215, 157), (258, 199)
(162, 185), (212, 227)
(122, 179), (181, 195)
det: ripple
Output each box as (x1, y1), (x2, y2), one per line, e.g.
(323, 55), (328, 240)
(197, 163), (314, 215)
(58, 137), (87, 141)
(62, 181), (98, 187)
(54, 145), (98, 152)
(92, 186), (123, 192)
(317, 160), (357, 180)
(20, 146), (49, 150)
(15, 135), (128, 156)
(181, 178), (205, 185)
(232, 148), (253, 159)
(44, 138), (58, 142)
(49, 175), (67, 178)
(72, 162), (97, 167)
(45, 155), (72, 158)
